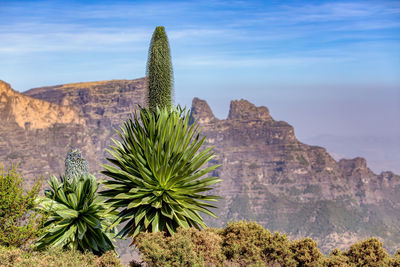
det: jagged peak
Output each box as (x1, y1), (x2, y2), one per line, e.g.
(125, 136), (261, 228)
(190, 97), (217, 124)
(227, 99), (272, 121)
(338, 157), (373, 177)
(338, 157), (367, 169)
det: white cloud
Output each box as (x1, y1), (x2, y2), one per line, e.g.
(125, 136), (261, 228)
(174, 55), (351, 68)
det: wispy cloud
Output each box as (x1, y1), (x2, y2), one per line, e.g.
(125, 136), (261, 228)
(174, 55), (351, 68)
(1, 0), (399, 89)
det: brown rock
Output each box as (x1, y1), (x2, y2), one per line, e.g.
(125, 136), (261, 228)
(227, 99), (272, 121)
(0, 80), (82, 130)
(191, 97), (217, 124)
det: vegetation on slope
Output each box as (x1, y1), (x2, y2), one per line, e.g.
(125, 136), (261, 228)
(0, 164), (46, 249)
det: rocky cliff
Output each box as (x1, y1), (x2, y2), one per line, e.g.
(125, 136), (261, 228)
(0, 79), (399, 254)
(23, 79), (148, 163)
(0, 81), (82, 130)
(0, 80), (94, 181)
(191, 97), (400, 252)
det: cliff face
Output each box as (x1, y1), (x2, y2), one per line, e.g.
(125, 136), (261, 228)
(0, 80), (93, 181)
(191, 97), (400, 252)
(0, 79), (399, 254)
(0, 81), (82, 130)
(23, 79), (148, 168)
(24, 79), (147, 129)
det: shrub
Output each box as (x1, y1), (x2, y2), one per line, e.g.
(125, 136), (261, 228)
(146, 26), (174, 111)
(221, 221), (268, 264)
(135, 227), (224, 266)
(0, 164), (46, 248)
(322, 248), (349, 267)
(0, 245), (122, 267)
(176, 227), (225, 264)
(345, 237), (390, 267)
(389, 249), (400, 266)
(135, 231), (201, 266)
(100, 106), (221, 241)
(221, 221), (295, 266)
(97, 250), (124, 267)
(265, 232), (297, 266)
(290, 237), (323, 266)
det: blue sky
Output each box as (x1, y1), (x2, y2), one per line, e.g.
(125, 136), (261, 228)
(1, 0), (399, 141)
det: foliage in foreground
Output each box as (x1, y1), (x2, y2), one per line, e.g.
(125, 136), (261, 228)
(146, 26), (174, 111)
(135, 221), (400, 267)
(36, 174), (117, 255)
(101, 106), (221, 241)
(0, 245), (122, 267)
(36, 150), (117, 255)
(345, 237), (391, 266)
(221, 221), (296, 266)
(136, 227), (225, 266)
(0, 164), (46, 249)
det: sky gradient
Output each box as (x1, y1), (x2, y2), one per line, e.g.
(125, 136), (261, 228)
(1, 1), (399, 145)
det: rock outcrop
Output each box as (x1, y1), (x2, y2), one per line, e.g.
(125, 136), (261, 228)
(227, 99), (272, 121)
(190, 97), (217, 124)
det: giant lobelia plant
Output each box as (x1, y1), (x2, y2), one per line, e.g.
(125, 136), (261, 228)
(36, 150), (117, 255)
(146, 26), (174, 112)
(100, 106), (222, 241)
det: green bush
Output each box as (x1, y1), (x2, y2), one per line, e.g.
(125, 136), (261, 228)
(176, 227), (225, 264)
(290, 237), (323, 266)
(0, 164), (46, 249)
(0, 245), (122, 267)
(221, 221), (295, 266)
(322, 248), (349, 267)
(101, 107), (221, 241)
(221, 221), (269, 265)
(265, 231), (297, 266)
(389, 249), (400, 266)
(345, 238), (390, 267)
(135, 227), (224, 266)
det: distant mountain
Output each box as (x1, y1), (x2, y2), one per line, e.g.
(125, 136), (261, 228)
(0, 78), (399, 257)
(304, 134), (400, 175)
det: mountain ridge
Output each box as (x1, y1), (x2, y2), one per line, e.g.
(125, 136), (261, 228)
(0, 78), (398, 255)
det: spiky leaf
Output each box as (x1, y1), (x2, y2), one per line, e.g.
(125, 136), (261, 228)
(36, 174), (117, 255)
(100, 106), (221, 243)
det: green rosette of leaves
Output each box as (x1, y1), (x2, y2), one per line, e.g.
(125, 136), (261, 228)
(100, 106), (222, 241)
(36, 174), (118, 255)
